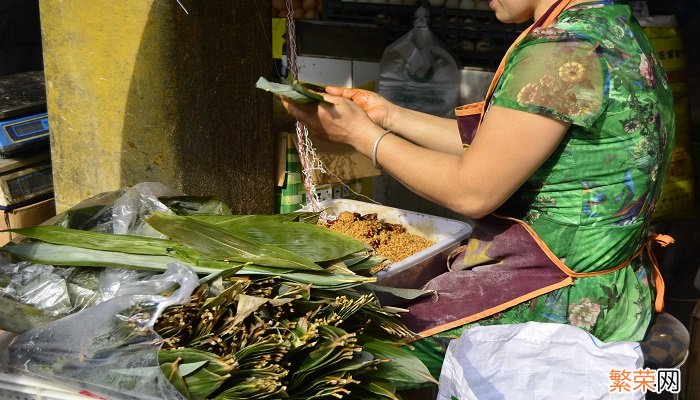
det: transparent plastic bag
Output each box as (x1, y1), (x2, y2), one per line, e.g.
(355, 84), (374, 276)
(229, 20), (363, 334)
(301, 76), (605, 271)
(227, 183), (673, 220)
(111, 182), (181, 237)
(0, 256), (105, 333)
(0, 182), (232, 334)
(49, 182), (231, 235)
(49, 182), (181, 235)
(0, 261), (96, 315)
(377, 6), (461, 117)
(5, 263), (199, 400)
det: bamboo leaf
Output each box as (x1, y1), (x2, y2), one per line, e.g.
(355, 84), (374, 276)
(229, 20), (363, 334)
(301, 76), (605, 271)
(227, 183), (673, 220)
(321, 252), (374, 269)
(256, 76), (326, 104)
(7, 226), (182, 255)
(362, 341), (438, 385)
(161, 360), (192, 400)
(363, 284), (434, 301)
(0, 296), (58, 333)
(1, 242), (224, 274)
(159, 348), (236, 375)
(350, 380), (401, 400)
(179, 360), (209, 377)
(239, 265), (375, 290)
(183, 367), (230, 400)
(193, 212), (319, 225)
(234, 295), (269, 325)
(146, 213), (323, 271)
(192, 216), (370, 262)
(342, 255), (387, 273)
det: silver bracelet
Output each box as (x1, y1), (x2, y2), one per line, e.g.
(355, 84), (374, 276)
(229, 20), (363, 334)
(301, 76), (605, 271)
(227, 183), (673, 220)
(372, 129), (392, 169)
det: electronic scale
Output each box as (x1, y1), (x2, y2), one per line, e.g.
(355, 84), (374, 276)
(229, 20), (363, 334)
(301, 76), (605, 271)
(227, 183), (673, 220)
(0, 71), (53, 209)
(0, 71), (50, 158)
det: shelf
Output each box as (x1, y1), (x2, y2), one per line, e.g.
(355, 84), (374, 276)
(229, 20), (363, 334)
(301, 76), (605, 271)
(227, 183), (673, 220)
(320, 0), (527, 69)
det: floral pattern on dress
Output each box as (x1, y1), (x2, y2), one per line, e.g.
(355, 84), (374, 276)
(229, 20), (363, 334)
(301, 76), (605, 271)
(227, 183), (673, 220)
(409, 2), (674, 378)
(569, 298), (602, 331)
(489, 0), (673, 341)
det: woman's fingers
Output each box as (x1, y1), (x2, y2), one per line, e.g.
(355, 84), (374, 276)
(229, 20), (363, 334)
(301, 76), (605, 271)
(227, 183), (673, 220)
(326, 86), (368, 101)
(325, 86), (358, 98)
(325, 86), (347, 96)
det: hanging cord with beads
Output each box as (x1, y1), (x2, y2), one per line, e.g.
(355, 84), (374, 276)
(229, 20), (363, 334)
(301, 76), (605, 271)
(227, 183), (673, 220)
(285, 0), (325, 212)
(283, 0), (381, 212)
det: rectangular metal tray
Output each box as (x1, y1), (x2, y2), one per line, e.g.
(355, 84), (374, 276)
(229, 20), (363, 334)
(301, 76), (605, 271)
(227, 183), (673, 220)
(321, 199), (473, 290)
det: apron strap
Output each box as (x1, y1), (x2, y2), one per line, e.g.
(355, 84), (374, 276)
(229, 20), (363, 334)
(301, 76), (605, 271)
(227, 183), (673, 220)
(480, 0), (576, 123)
(564, 232), (673, 313)
(646, 233), (674, 312)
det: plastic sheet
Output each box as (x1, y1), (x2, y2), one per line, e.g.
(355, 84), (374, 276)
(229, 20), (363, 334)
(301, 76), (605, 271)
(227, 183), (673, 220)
(0, 261), (99, 316)
(0, 255), (104, 333)
(0, 182), (231, 334)
(437, 322), (644, 400)
(111, 182), (180, 237)
(5, 263), (199, 400)
(50, 182), (182, 235)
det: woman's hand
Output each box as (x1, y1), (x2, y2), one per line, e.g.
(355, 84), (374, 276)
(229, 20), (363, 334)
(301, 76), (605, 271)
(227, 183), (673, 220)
(279, 93), (380, 150)
(325, 86), (393, 129)
(325, 86), (464, 154)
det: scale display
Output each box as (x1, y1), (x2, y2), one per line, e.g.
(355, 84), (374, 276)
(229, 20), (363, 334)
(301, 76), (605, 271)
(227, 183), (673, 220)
(0, 112), (49, 157)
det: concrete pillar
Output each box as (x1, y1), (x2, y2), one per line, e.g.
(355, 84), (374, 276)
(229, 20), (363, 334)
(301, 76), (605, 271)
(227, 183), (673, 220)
(40, 0), (274, 214)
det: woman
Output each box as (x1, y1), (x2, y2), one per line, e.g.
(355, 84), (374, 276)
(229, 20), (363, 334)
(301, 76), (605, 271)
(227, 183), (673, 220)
(282, 0), (675, 377)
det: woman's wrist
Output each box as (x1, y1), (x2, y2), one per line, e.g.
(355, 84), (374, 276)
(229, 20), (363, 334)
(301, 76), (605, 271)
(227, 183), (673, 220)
(353, 125), (390, 159)
(371, 129), (393, 169)
(382, 101), (399, 134)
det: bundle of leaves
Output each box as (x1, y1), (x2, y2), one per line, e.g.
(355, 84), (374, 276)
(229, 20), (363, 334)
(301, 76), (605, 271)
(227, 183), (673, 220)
(155, 275), (434, 400)
(2, 193), (435, 399)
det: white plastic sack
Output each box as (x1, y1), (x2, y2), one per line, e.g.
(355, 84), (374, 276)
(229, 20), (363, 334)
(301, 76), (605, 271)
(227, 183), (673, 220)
(377, 6), (461, 117)
(437, 322), (644, 400)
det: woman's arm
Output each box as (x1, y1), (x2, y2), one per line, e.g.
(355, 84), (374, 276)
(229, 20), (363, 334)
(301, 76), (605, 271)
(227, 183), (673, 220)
(325, 87), (464, 155)
(377, 105), (569, 218)
(282, 94), (569, 219)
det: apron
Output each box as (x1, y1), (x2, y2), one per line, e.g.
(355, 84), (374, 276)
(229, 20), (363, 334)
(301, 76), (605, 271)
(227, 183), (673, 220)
(402, 0), (673, 338)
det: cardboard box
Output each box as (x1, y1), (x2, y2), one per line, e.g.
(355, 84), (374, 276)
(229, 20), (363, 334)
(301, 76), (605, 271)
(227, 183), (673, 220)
(295, 134), (380, 186)
(276, 131), (380, 187)
(0, 197), (55, 246)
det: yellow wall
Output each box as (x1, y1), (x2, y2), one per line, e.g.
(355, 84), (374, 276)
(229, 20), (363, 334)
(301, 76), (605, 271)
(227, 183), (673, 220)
(40, 0), (275, 213)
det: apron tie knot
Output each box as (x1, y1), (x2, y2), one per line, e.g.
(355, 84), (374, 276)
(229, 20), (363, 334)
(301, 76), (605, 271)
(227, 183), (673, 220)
(650, 233), (674, 247)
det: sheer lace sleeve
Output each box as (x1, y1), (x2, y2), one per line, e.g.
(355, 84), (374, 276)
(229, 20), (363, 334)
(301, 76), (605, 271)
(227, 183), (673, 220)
(491, 29), (607, 129)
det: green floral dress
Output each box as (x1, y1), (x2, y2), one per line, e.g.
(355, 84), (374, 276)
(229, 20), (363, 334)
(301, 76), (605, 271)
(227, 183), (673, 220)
(410, 0), (675, 378)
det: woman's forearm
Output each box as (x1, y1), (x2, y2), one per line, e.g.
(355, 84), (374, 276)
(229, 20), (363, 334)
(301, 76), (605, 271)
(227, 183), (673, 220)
(384, 104), (464, 155)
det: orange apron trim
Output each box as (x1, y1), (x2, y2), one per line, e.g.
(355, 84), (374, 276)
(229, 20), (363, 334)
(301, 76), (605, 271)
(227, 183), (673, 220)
(454, 0), (576, 122)
(499, 213), (671, 313)
(647, 233), (674, 312)
(454, 102), (484, 117)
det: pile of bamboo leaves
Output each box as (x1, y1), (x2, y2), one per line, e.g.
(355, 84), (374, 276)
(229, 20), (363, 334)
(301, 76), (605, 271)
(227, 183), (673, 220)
(1, 205), (436, 399)
(154, 275), (434, 399)
(3, 212), (385, 290)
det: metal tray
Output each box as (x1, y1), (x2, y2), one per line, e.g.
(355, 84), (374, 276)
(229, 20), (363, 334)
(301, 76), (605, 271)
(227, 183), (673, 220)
(321, 199), (473, 289)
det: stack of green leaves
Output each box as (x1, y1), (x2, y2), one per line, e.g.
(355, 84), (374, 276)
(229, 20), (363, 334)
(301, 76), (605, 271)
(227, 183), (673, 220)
(154, 275), (435, 400)
(3, 212), (385, 290)
(2, 209), (436, 398)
